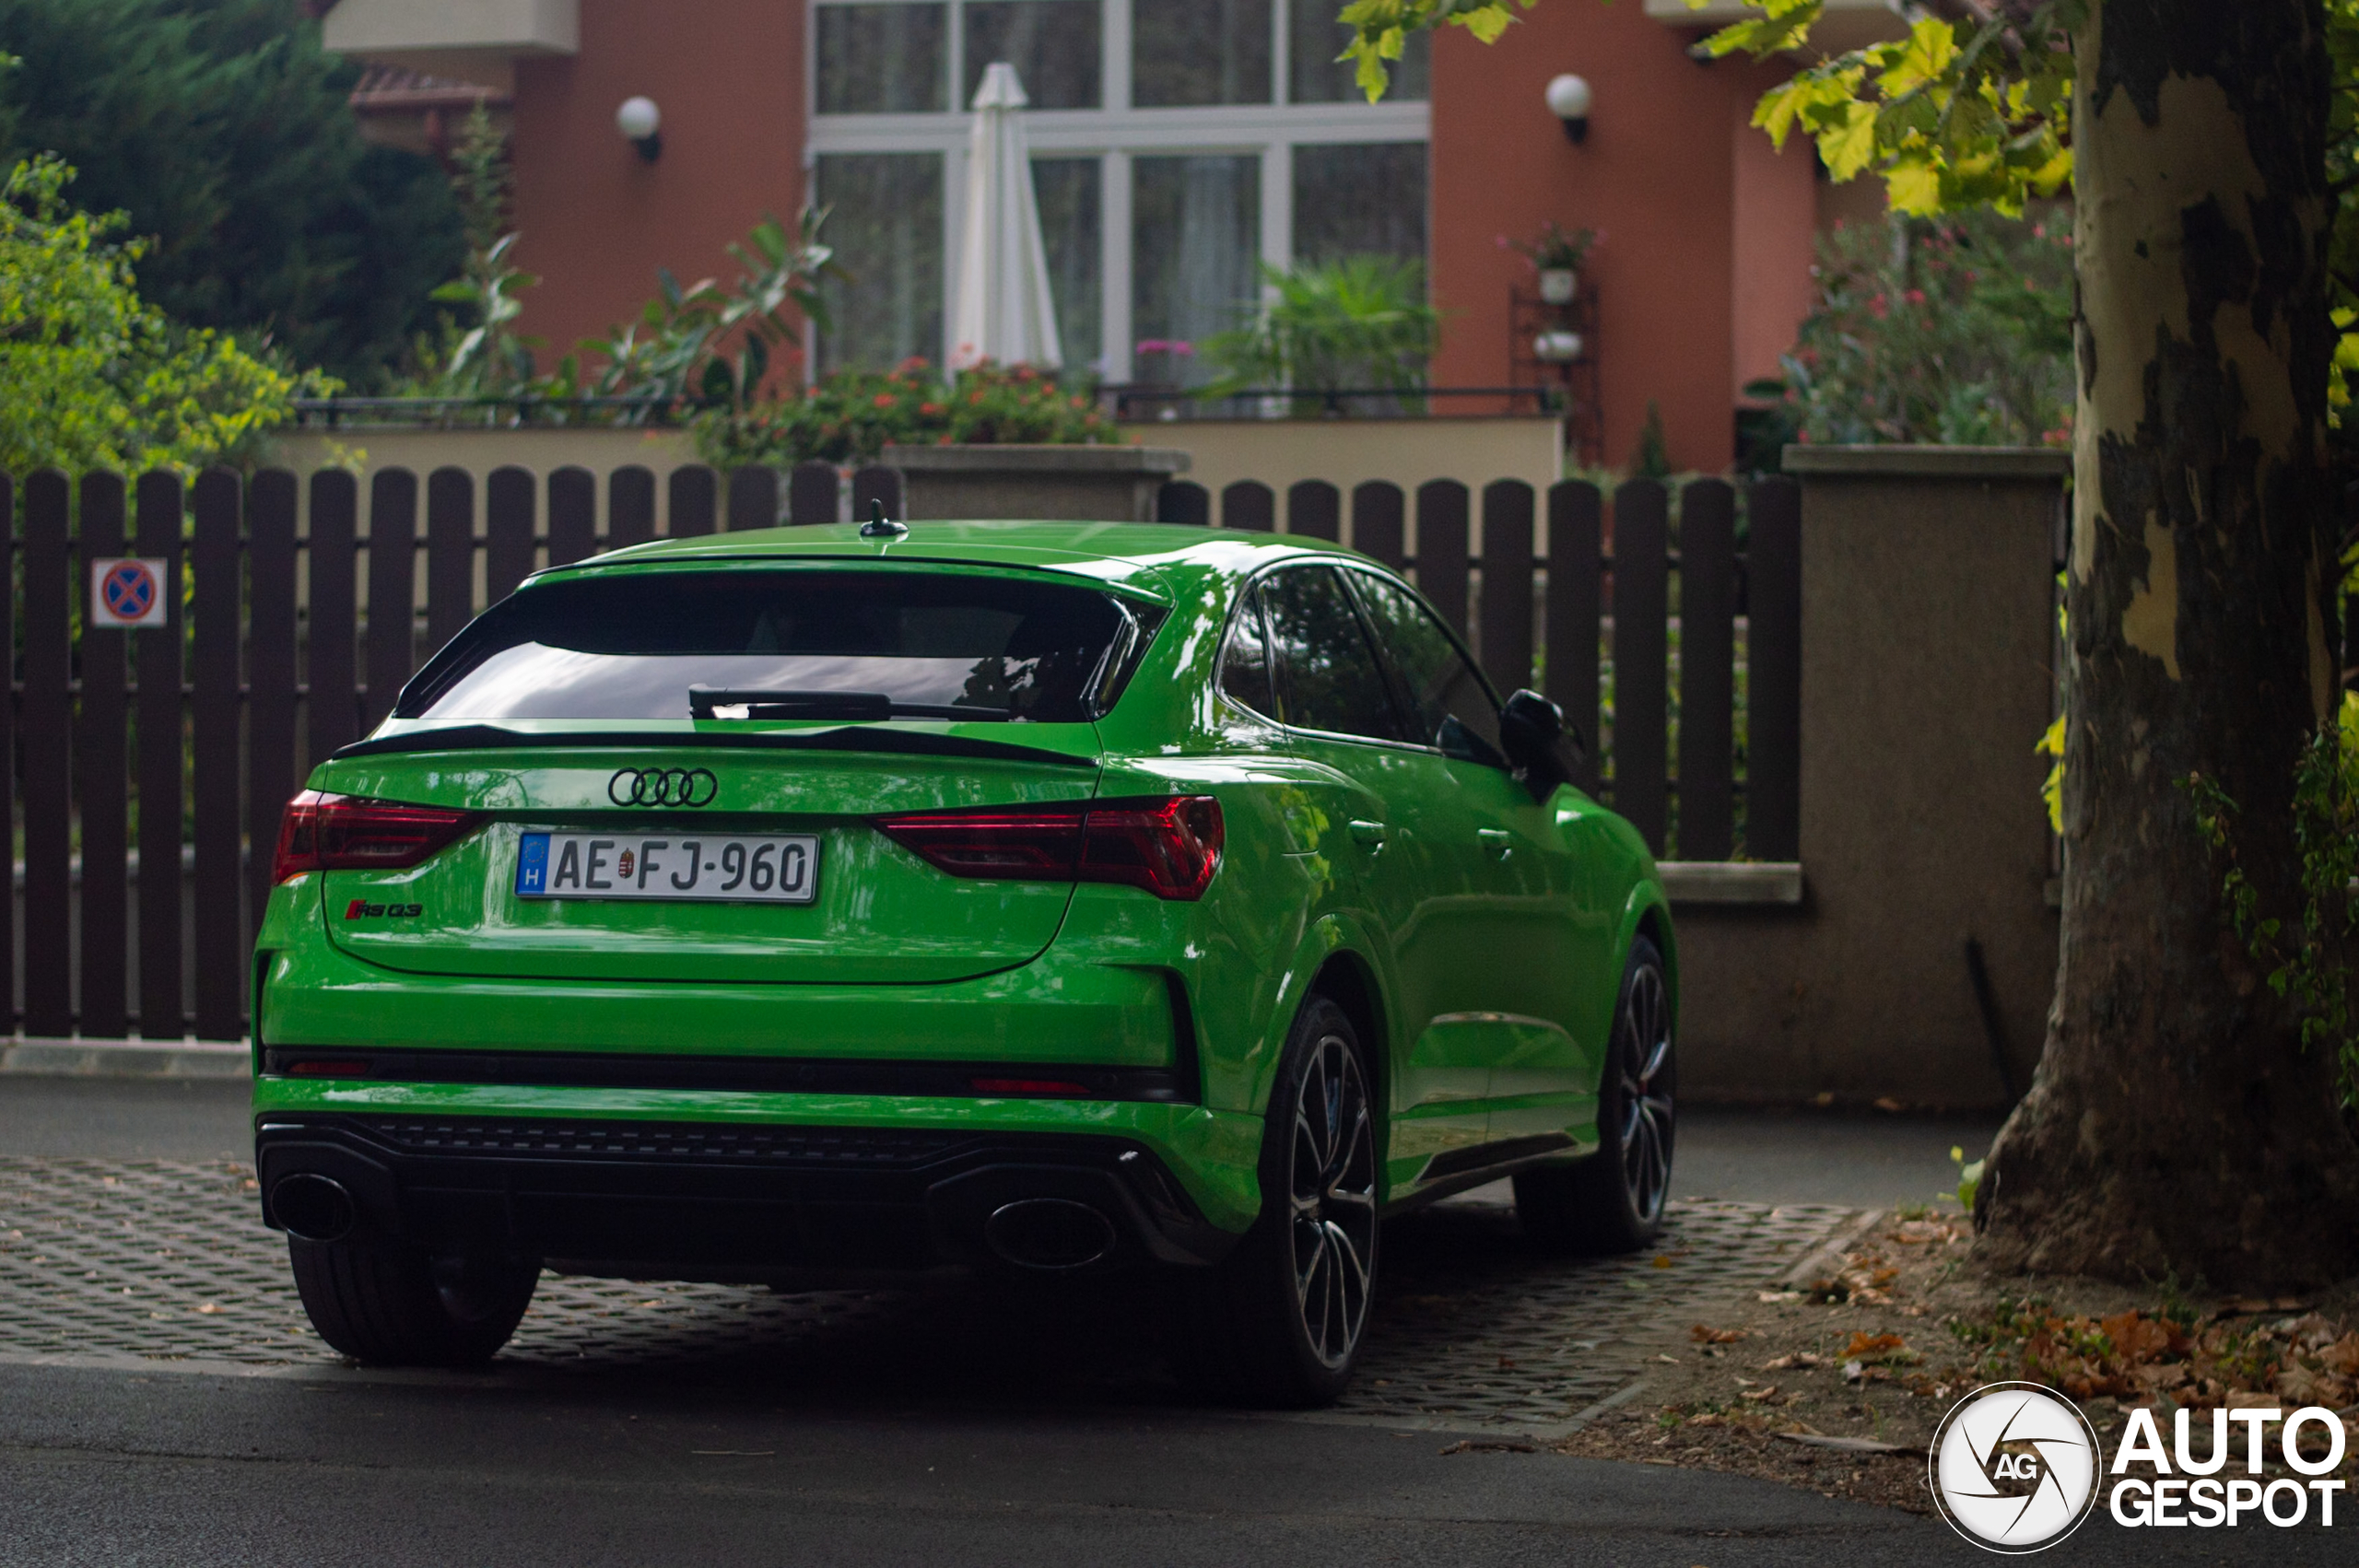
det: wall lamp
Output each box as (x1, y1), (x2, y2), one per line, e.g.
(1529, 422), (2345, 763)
(616, 96), (663, 161)
(1544, 74), (1593, 145)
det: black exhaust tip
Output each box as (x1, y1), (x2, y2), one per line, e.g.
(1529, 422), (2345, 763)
(272, 1173), (357, 1244)
(985, 1198), (1116, 1270)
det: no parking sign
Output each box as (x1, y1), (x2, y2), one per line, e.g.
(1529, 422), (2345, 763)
(90, 557), (170, 628)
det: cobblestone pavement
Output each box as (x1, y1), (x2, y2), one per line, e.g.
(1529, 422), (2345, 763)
(0, 1157), (1852, 1435)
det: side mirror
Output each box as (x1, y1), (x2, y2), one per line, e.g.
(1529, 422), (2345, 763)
(1499, 688), (1583, 801)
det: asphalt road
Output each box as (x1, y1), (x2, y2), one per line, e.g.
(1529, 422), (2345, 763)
(32, 1077), (2266, 1567)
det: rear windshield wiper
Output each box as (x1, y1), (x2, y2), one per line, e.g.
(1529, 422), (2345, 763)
(687, 688), (1013, 722)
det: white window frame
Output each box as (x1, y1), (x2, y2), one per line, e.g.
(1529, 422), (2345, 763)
(806, 0), (1429, 381)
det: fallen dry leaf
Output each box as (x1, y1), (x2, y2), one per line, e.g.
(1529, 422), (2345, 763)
(1763, 1352), (1825, 1371)
(1691, 1325), (1749, 1344)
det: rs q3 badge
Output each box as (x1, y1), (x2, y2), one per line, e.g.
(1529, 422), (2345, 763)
(609, 767), (719, 808)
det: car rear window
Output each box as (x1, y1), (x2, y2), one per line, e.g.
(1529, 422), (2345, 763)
(395, 569), (1156, 724)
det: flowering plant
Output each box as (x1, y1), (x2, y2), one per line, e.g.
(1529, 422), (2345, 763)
(695, 359), (1111, 466)
(1507, 221), (1599, 273)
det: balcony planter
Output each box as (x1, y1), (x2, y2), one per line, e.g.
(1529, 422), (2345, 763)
(881, 443), (1191, 522)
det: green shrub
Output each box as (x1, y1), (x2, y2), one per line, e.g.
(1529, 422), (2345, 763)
(1202, 255), (1440, 415)
(0, 156), (325, 474)
(1760, 207), (2074, 449)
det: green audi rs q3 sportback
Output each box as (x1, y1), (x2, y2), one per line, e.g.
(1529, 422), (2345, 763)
(253, 518), (1675, 1405)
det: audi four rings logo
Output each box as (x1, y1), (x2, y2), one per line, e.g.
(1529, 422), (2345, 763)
(608, 767), (719, 807)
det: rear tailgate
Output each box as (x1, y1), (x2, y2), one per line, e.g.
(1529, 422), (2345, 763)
(314, 730), (1099, 985)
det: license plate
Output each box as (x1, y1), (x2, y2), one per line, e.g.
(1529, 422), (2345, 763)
(514, 832), (820, 904)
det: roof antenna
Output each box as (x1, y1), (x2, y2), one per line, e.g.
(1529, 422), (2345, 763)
(860, 498), (908, 539)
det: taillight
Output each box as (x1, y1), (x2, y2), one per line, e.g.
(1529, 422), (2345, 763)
(874, 796), (1223, 901)
(273, 790), (484, 883)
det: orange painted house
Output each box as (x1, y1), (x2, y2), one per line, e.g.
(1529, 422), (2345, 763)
(323, 0), (1904, 472)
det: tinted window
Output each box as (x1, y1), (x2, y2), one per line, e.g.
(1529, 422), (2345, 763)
(1218, 582), (1275, 717)
(398, 570), (1148, 724)
(1261, 566), (1404, 743)
(1347, 572), (1506, 766)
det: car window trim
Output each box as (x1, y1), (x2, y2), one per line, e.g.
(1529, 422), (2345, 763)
(1212, 577), (1281, 723)
(1257, 561), (1420, 749)
(1216, 561), (1442, 757)
(1332, 563), (1513, 771)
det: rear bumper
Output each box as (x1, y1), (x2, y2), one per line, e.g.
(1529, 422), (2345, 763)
(255, 1111), (1244, 1278)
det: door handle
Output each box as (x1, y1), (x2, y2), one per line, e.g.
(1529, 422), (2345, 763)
(1478, 828), (1514, 858)
(1348, 820), (1388, 850)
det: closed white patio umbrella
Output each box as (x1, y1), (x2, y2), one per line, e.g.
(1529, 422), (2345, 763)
(950, 62), (1062, 371)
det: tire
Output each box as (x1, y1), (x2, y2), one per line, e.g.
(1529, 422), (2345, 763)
(1179, 995), (1379, 1408)
(1514, 935), (1674, 1255)
(289, 1237), (540, 1366)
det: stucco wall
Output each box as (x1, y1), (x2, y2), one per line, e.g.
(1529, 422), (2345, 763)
(1427, 7), (1804, 474)
(1680, 449), (2068, 1108)
(508, 0), (806, 365)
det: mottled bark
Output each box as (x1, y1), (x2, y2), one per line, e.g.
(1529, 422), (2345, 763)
(1977, 0), (2359, 1290)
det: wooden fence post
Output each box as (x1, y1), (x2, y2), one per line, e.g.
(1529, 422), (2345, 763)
(609, 466), (656, 550)
(1415, 480), (1471, 637)
(1286, 481), (1340, 541)
(1546, 480), (1603, 793)
(1480, 480), (1535, 690)
(727, 466), (778, 531)
(77, 474), (131, 1039)
(364, 470), (418, 731)
(547, 466), (596, 565)
(0, 476), (13, 1028)
(131, 488), (191, 1044)
(669, 465), (718, 537)
(1613, 480), (1670, 853)
(22, 473), (72, 1036)
(1677, 478), (1736, 860)
(1156, 481), (1210, 525)
(485, 466), (536, 603)
(247, 472), (300, 953)
(307, 471), (360, 763)
(790, 461), (839, 524)
(190, 470), (244, 1039)
(1222, 481), (1274, 532)
(851, 465), (902, 521)
(425, 467), (474, 653)
(1351, 482), (1404, 568)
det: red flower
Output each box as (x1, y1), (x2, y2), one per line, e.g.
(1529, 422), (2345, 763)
(920, 401), (944, 415)
(1869, 293), (1889, 320)
(872, 392), (896, 409)
(1904, 288), (1926, 306)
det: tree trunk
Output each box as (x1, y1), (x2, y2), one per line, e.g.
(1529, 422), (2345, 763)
(1977, 0), (2359, 1291)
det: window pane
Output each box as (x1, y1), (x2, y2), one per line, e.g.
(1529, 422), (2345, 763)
(1218, 583), (1276, 718)
(1133, 0), (1272, 107)
(1287, 5), (1427, 103)
(816, 154), (944, 372)
(402, 570), (1131, 724)
(1133, 155), (1259, 386)
(1292, 143), (1427, 268)
(1346, 572), (1504, 762)
(1032, 158), (1102, 370)
(816, 3), (948, 114)
(963, 1), (1101, 110)
(1262, 567), (1403, 742)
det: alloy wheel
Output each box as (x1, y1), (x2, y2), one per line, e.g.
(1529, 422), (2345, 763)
(1617, 963), (1674, 1224)
(1288, 1033), (1377, 1369)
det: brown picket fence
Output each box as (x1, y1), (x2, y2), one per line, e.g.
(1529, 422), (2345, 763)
(1, 462), (1798, 1040)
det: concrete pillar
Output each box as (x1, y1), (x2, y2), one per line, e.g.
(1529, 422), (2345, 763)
(1678, 447), (2068, 1107)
